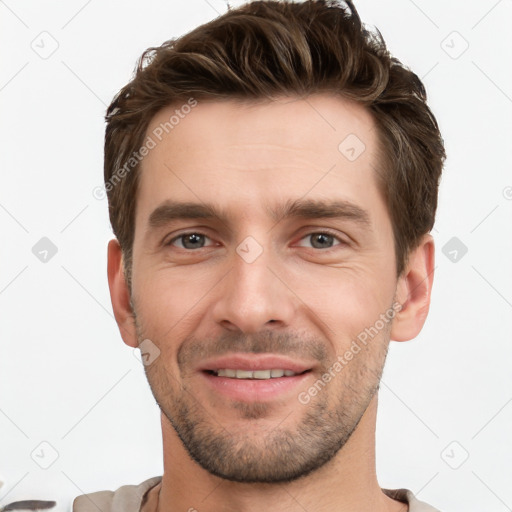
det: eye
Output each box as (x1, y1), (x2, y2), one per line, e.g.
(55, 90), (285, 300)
(164, 230), (347, 251)
(166, 232), (215, 250)
(296, 231), (346, 250)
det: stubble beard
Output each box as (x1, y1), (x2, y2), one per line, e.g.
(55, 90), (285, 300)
(134, 311), (391, 484)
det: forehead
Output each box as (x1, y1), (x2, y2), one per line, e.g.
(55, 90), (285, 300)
(136, 94), (384, 228)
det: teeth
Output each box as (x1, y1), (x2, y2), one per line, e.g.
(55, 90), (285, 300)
(215, 369), (299, 379)
(253, 370), (271, 379)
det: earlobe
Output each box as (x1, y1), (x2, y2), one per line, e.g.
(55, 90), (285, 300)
(107, 239), (138, 348)
(390, 234), (435, 342)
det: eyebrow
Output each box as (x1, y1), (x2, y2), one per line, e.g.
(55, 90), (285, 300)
(147, 198), (371, 231)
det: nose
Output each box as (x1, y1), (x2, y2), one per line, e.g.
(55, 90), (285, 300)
(211, 240), (297, 334)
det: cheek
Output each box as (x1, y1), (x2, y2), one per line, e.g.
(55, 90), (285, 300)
(309, 269), (395, 344)
(133, 266), (212, 340)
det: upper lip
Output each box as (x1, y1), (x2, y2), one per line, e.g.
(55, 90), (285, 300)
(198, 354), (314, 373)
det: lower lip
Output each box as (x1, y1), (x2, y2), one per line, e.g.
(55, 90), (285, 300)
(200, 371), (311, 401)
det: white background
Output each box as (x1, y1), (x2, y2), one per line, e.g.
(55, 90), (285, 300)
(1, 0), (511, 511)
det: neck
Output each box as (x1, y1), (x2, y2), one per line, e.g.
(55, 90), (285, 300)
(153, 394), (403, 512)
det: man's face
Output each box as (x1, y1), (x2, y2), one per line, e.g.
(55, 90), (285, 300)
(129, 94), (399, 483)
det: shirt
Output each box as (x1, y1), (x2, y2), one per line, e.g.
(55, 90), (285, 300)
(72, 476), (442, 511)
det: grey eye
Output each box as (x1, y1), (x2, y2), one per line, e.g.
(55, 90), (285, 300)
(296, 232), (343, 250)
(169, 233), (212, 250)
(308, 233), (336, 249)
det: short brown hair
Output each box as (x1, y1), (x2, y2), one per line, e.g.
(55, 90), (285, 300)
(104, 0), (445, 289)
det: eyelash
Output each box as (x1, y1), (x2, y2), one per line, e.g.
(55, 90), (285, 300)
(165, 229), (347, 251)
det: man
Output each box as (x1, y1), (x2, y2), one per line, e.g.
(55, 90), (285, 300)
(74, 0), (445, 510)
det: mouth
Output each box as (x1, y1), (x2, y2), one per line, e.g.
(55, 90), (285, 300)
(203, 368), (311, 379)
(198, 355), (315, 402)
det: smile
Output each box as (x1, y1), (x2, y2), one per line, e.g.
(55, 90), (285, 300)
(207, 368), (308, 379)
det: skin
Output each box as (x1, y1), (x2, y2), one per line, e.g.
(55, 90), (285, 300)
(107, 94), (434, 512)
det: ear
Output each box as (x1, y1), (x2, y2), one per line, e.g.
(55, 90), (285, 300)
(107, 238), (138, 348)
(390, 234), (435, 342)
